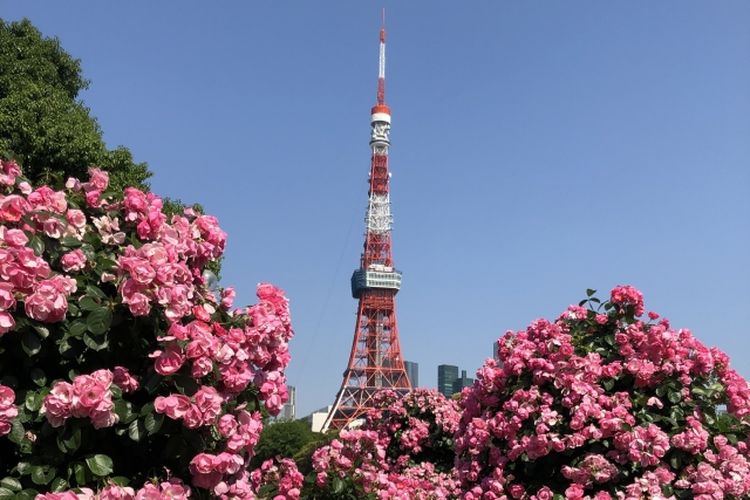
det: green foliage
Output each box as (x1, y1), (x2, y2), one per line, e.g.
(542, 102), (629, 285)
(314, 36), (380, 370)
(0, 18), (220, 275)
(294, 430), (338, 476)
(251, 420), (318, 468)
(0, 18), (150, 192)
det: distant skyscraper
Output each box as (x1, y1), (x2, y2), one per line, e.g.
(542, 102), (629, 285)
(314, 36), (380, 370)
(280, 385), (296, 420)
(452, 370), (474, 393)
(437, 365), (459, 397)
(404, 361), (419, 388)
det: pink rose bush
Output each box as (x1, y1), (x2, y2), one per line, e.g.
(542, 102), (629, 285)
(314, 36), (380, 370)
(308, 389), (461, 499)
(0, 160), (294, 498)
(455, 286), (750, 499)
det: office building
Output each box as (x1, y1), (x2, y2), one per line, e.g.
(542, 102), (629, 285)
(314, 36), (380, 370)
(453, 370), (474, 393)
(404, 360), (419, 388)
(280, 385), (296, 420)
(437, 364), (459, 397)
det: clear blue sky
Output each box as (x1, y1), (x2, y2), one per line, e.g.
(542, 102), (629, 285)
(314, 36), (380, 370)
(3, 1), (749, 417)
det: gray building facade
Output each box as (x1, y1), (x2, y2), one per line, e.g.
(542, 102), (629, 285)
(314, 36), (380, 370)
(437, 364), (459, 397)
(404, 360), (419, 388)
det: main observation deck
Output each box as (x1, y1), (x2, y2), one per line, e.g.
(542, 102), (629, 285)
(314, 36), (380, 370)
(351, 264), (402, 298)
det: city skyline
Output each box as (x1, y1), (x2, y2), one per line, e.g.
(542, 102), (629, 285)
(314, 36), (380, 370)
(3, 2), (748, 417)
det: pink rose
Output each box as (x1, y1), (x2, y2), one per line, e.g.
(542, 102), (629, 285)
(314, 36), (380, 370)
(24, 280), (69, 323)
(565, 484), (585, 499)
(190, 453), (215, 475)
(119, 257), (156, 286)
(124, 291), (151, 317)
(213, 452), (244, 474)
(151, 343), (186, 376)
(183, 405), (204, 429)
(0, 311), (15, 335)
(65, 209), (86, 229)
(42, 382), (74, 427)
(193, 386), (223, 422)
(73, 375), (107, 409)
(3, 229), (28, 247)
(89, 397), (118, 429)
(154, 394), (192, 420)
(217, 414), (238, 438)
(191, 356), (213, 378)
(0, 385), (17, 436)
(98, 484), (135, 499)
(87, 168), (109, 192)
(0, 160), (20, 186)
(0, 195), (29, 223)
(113, 366), (140, 393)
(60, 249), (87, 272)
(0, 282), (16, 309)
(220, 287), (236, 309)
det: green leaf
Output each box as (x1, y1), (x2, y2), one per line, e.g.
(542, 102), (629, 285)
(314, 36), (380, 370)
(78, 296), (100, 312)
(109, 477), (130, 487)
(30, 369), (46, 387)
(28, 235), (45, 256)
(332, 477), (344, 494)
(20, 330), (42, 357)
(139, 402), (155, 416)
(24, 391), (45, 412)
(85, 455), (113, 477)
(8, 420), (24, 445)
(95, 257), (117, 273)
(668, 391), (682, 404)
(30, 466), (56, 486)
(85, 285), (107, 299)
(50, 477), (68, 492)
(109, 384), (122, 399)
(57, 426), (81, 454)
(144, 412), (163, 435)
(72, 463), (87, 485)
(113, 400), (135, 424)
(60, 237), (82, 248)
(128, 419), (144, 442)
(82, 332), (108, 351)
(32, 325), (49, 339)
(86, 307), (112, 335)
(14, 463), (31, 476)
(586, 288), (596, 297)
(0, 478), (21, 492)
(0, 487), (13, 499)
(67, 320), (88, 338)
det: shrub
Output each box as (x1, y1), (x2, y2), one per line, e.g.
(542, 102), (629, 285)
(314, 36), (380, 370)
(307, 388), (461, 499)
(0, 160), (294, 498)
(455, 286), (750, 499)
(251, 419), (318, 468)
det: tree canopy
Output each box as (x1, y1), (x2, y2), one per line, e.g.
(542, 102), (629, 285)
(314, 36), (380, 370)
(0, 18), (151, 191)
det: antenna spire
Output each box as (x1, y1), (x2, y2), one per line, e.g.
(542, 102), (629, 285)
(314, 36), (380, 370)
(377, 10), (386, 105)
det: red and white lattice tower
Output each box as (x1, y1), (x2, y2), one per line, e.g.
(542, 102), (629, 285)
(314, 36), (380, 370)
(322, 20), (411, 432)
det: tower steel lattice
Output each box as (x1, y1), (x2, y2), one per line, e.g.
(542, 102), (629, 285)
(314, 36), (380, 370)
(322, 20), (411, 432)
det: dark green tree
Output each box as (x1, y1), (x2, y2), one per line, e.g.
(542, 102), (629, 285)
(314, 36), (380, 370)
(0, 18), (151, 191)
(251, 420), (319, 468)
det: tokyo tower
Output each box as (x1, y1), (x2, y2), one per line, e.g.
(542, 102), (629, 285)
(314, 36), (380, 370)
(322, 19), (411, 432)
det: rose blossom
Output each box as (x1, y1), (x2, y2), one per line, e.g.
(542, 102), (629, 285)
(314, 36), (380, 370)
(60, 249), (87, 272)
